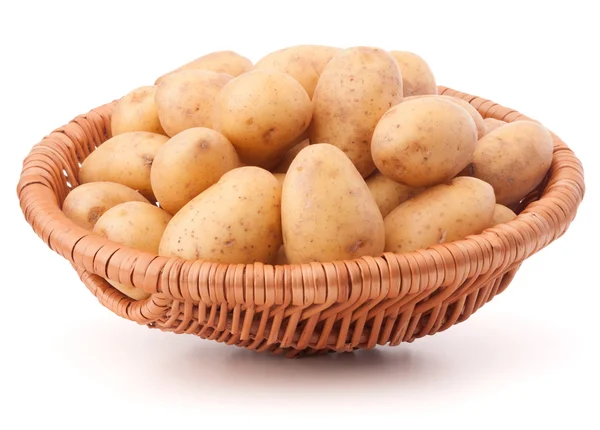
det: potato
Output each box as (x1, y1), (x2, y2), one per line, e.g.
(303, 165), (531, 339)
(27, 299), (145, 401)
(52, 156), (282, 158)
(62, 182), (149, 231)
(159, 167), (282, 264)
(310, 47), (403, 177)
(282, 144), (385, 264)
(491, 204), (517, 226)
(371, 97), (477, 187)
(93, 202), (172, 300)
(79, 132), (169, 201)
(384, 177), (495, 253)
(366, 171), (424, 218)
(484, 118), (507, 134)
(390, 51), (437, 96)
(212, 70), (312, 168)
(271, 138), (309, 173)
(155, 70), (232, 137)
(150, 127), (240, 215)
(155, 50), (252, 84)
(468, 121), (553, 205)
(254, 45), (340, 98)
(111, 86), (165, 136)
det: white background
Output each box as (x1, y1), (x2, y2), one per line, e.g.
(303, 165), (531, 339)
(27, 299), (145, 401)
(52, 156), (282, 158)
(2, 0), (599, 428)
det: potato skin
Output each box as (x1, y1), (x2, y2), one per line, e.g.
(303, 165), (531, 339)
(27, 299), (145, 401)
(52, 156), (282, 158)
(93, 201), (172, 300)
(390, 51), (437, 97)
(271, 138), (309, 173)
(469, 121), (553, 205)
(371, 97), (477, 187)
(309, 47), (403, 177)
(111, 86), (165, 136)
(491, 204), (517, 226)
(282, 144), (385, 264)
(62, 182), (149, 231)
(150, 127), (240, 215)
(366, 171), (424, 218)
(79, 132), (169, 201)
(159, 167), (282, 264)
(155, 50), (252, 84)
(155, 70), (232, 137)
(384, 177), (495, 253)
(212, 70), (312, 168)
(254, 45), (340, 98)
(484, 118), (507, 135)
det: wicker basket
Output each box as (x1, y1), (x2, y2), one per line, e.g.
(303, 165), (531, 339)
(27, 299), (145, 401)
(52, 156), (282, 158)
(17, 87), (585, 358)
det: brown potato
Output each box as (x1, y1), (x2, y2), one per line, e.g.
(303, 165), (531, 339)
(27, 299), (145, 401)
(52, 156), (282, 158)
(310, 47), (403, 177)
(155, 50), (252, 84)
(390, 51), (437, 96)
(155, 70), (232, 137)
(366, 171), (424, 218)
(62, 182), (149, 231)
(484, 118), (507, 134)
(79, 132), (169, 201)
(271, 138), (309, 173)
(371, 97), (477, 187)
(111, 86), (165, 136)
(491, 204), (517, 226)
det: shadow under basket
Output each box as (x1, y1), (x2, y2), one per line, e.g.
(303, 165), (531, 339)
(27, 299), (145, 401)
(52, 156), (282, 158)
(17, 87), (585, 358)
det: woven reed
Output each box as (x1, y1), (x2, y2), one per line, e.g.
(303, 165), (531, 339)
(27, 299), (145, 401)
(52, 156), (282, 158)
(17, 87), (585, 358)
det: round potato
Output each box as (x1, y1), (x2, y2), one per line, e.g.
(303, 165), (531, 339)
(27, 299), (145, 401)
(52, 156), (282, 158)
(155, 50), (252, 84)
(484, 118), (507, 134)
(79, 132), (169, 201)
(469, 121), (553, 205)
(390, 51), (437, 96)
(491, 204), (517, 226)
(371, 97), (477, 187)
(384, 177), (495, 253)
(212, 70), (312, 168)
(159, 167), (282, 264)
(366, 171), (424, 218)
(271, 138), (309, 173)
(310, 47), (403, 177)
(62, 182), (149, 231)
(111, 86), (165, 136)
(151, 127), (240, 215)
(254, 45), (340, 98)
(282, 144), (385, 264)
(93, 201), (172, 300)
(155, 70), (232, 137)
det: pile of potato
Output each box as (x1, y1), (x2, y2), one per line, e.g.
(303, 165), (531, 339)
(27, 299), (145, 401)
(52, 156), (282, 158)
(62, 46), (554, 300)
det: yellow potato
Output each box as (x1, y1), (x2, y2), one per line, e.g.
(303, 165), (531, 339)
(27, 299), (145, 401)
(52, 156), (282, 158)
(155, 50), (252, 84)
(282, 144), (385, 263)
(159, 167), (282, 264)
(484, 118), (507, 134)
(212, 70), (312, 168)
(111, 86), (165, 136)
(366, 171), (424, 218)
(390, 51), (437, 96)
(491, 204), (517, 226)
(469, 121), (554, 205)
(79, 132), (169, 201)
(271, 138), (309, 173)
(254, 45), (340, 98)
(155, 70), (232, 137)
(384, 177), (495, 253)
(310, 47), (403, 177)
(371, 97), (477, 187)
(93, 201), (172, 300)
(62, 182), (149, 231)
(151, 127), (240, 215)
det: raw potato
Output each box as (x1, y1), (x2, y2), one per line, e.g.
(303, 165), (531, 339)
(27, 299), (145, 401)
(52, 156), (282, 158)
(111, 86), (165, 136)
(155, 50), (252, 84)
(310, 47), (403, 177)
(282, 144), (385, 264)
(79, 132), (169, 201)
(366, 171), (424, 218)
(159, 167), (282, 264)
(390, 51), (437, 97)
(491, 204), (517, 226)
(271, 138), (309, 173)
(371, 97), (477, 187)
(93, 202), (172, 300)
(484, 118), (507, 134)
(155, 70), (232, 137)
(212, 70), (312, 168)
(151, 127), (240, 215)
(254, 45), (340, 98)
(384, 177), (495, 253)
(468, 121), (553, 205)
(62, 182), (149, 231)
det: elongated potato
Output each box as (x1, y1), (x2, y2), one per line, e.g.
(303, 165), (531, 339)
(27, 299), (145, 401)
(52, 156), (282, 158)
(310, 47), (403, 177)
(366, 171), (424, 218)
(484, 118), (507, 134)
(62, 182), (149, 231)
(384, 177), (495, 253)
(159, 167), (282, 264)
(271, 138), (309, 173)
(111, 86), (165, 136)
(282, 144), (385, 263)
(390, 51), (437, 96)
(491, 204), (517, 226)
(79, 132), (169, 200)
(155, 50), (252, 84)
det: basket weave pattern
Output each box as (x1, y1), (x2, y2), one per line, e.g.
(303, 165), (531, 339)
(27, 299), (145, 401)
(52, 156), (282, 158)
(17, 87), (585, 357)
